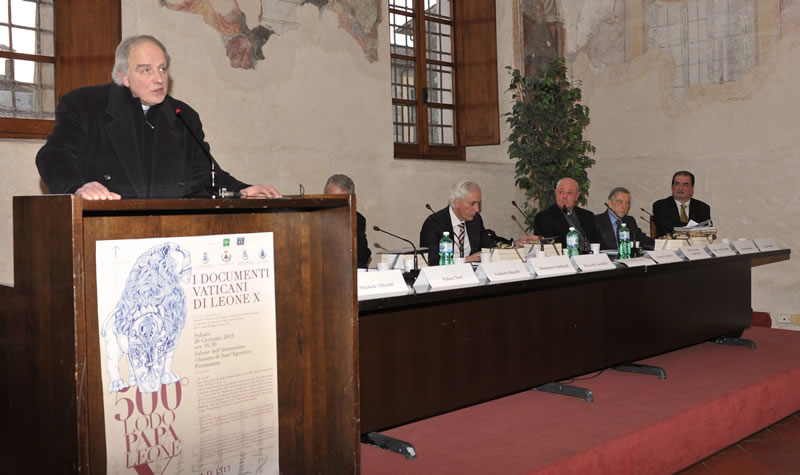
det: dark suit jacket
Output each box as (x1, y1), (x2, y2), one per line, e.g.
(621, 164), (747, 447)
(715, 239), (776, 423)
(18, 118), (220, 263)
(652, 196), (711, 237)
(533, 204), (597, 248)
(36, 83), (248, 198)
(356, 211), (371, 268)
(594, 211), (654, 251)
(419, 206), (496, 266)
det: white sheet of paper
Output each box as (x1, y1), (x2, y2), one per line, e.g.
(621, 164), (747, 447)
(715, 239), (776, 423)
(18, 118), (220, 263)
(413, 263), (479, 291)
(571, 253), (616, 272)
(527, 255), (577, 277)
(358, 269), (409, 300)
(646, 249), (684, 264)
(474, 260), (533, 283)
(615, 256), (654, 267)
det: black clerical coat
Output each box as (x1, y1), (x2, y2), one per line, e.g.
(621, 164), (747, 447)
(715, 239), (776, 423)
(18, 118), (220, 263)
(36, 83), (248, 198)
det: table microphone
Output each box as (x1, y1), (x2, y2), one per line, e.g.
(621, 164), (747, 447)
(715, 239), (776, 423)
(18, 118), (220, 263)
(511, 200), (536, 232)
(175, 109), (238, 199)
(563, 205), (590, 254)
(373, 225), (419, 272)
(640, 207), (653, 217)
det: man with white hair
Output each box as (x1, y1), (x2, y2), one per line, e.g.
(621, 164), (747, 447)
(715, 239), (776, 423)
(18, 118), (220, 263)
(420, 180), (537, 266)
(36, 35), (280, 200)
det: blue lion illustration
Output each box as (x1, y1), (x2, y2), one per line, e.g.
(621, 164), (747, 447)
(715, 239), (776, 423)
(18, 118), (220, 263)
(101, 242), (191, 393)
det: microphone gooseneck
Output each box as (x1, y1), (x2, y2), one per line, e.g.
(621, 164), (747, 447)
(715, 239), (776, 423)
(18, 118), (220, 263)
(562, 205), (590, 254)
(373, 225), (419, 271)
(604, 202), (622, 219)
(425, 203), (463, 256)
(175, 109), (237, 198)
(511, 200), (536, 233)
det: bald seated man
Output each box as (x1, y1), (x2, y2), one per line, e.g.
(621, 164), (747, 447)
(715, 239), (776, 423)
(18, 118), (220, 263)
(533, 177), (597, 251)
(36, 34), (280, 200)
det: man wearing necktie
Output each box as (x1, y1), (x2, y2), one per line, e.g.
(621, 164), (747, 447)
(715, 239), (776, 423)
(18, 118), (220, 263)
(595, 187), (654, 251)
(651, 171), (711, 237)
(419, 180), (538, 266)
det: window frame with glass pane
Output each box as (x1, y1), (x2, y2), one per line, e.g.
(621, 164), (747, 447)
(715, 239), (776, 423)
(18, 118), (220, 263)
(0, 0), (55, 137)
(0, 0), (121, 139)
(390, 0), (463, 161)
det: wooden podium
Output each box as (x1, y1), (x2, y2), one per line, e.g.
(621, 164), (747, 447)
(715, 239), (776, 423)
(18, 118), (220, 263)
(0, 195), (360, 473)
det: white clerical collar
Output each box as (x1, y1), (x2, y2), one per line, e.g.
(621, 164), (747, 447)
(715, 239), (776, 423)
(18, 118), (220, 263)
(142, 104), (151, 114)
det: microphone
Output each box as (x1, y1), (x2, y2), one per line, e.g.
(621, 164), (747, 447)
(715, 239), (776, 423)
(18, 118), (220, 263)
(511, 200), (536, 233)
(373, 225), (420, 273)
(562, 205), (590, 254)
(640, 207), (653, 217)
(175, 109), (237, 199)
(425, 203), (463, 257)
(511, 215), (528, 233)
(604, 202), (622, 219)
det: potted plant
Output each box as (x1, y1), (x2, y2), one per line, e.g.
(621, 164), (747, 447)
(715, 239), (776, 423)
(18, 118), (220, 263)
(506, 57), (596, 229)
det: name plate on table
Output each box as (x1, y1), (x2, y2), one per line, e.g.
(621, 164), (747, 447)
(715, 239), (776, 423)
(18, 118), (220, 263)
(571, 253), (616, 273)
(678, 245), (712, 261)
(413, 263), (479, 291)
(357, 269), (409, 300)
(754, 238), (780, 252)
(731, 240), (758, 254)
(706, 242), (736, 257)
(645, 249), (684, 264)
(475, 260), (533, 283)
(527, 255), (576, 277)
(615, 256), (654, 268)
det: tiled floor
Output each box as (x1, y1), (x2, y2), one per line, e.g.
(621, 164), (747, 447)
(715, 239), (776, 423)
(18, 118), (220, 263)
(678, 411), (800, 474)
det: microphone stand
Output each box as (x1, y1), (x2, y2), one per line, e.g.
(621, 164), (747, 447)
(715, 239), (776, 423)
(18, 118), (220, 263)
(373, 225), (421, 281)
(511, 200), (536, 233)
(562, 206), (591, 254)
(425, 203), (463, 258)
(175, 109), (238, 199)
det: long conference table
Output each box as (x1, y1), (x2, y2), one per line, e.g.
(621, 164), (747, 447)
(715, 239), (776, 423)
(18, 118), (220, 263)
(358, 249), (791, 434)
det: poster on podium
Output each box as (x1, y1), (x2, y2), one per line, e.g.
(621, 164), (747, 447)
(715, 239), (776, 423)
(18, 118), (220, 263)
(95, 233), (279, 475)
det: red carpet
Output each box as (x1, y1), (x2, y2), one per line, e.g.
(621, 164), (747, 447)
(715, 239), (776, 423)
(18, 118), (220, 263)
(360, 327), (800, 474)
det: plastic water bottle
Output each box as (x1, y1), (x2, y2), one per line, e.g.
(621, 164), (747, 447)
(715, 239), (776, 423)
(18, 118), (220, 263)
(618, 223), (631, 259)
(566, 227), (580, 257)
(439, 232), (454, 265)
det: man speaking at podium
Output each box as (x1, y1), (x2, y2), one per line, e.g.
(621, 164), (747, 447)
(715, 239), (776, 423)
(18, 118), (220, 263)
(36, 35), (280, 200)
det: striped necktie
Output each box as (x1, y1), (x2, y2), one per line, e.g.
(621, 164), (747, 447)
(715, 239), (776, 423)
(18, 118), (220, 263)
(457, 222), (465, 257)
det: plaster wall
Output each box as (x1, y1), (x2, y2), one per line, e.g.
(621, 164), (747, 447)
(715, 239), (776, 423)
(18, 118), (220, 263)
(0, 1), (795, 318)
(0, 2), (522, 286)
(574, 3), (800, 316)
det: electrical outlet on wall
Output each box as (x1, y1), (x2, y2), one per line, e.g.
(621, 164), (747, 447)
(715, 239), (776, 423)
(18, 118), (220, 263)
(777, 314), (792, 324)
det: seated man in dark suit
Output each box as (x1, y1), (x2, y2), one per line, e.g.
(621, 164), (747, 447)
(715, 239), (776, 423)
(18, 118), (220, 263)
(533, 177), (597, 251)
(420, 180), (536, 266)
(324, 174), (371, 268)
(652, 170), (711, 237)
(595, 187), (654, 251)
